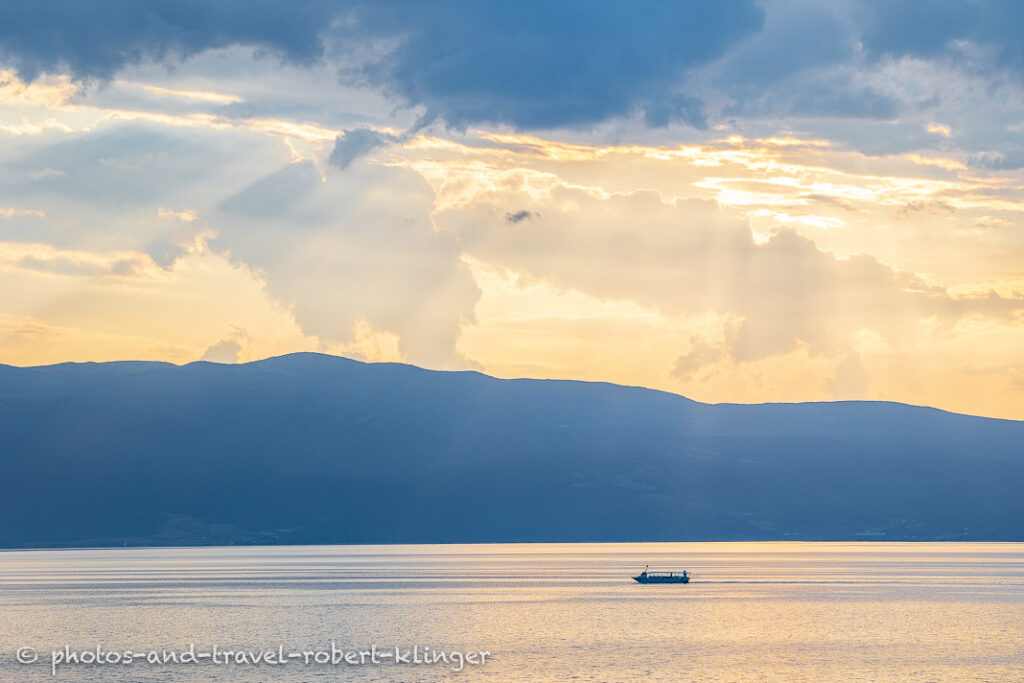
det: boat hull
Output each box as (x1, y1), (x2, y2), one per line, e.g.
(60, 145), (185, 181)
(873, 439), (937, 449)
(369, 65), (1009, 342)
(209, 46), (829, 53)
(633, 575), (689, 584)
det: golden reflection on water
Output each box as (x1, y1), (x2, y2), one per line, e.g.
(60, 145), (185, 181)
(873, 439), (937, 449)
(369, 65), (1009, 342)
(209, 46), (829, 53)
(1, 542), (1022, 681)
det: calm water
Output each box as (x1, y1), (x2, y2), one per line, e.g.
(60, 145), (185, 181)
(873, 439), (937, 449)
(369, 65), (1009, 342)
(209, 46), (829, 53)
(1, 542), (1022, 682)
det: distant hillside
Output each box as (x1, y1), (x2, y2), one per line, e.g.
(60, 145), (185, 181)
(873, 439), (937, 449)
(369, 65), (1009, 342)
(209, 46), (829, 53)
(0, 353), (1021, 547)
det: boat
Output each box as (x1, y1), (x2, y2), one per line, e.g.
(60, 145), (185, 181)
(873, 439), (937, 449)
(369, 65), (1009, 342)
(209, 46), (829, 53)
(633, 566), (689, 583)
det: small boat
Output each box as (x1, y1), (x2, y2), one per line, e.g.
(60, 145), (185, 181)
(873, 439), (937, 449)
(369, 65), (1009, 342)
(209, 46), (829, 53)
(633, 566), (689, 584)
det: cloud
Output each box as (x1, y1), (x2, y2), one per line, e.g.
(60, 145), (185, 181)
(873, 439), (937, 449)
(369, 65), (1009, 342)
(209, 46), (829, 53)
(964, 215), (1014, 231)
(7, 123), (223, 207)
(158, 206), (197, 222)
(505, 210), (535, 224)
(0, 1), (764, 131)
(0, 109), (478, 369)
(328, 127), (396, 170)
(200, 326), (251, 363)
(138, 83), (242, 105)
(0, 114), (296, 260)
(0, 241), (318, 366)
(0, 207), (45, 219)
(715, 0), (855, 87)
(335, 1), (763, 129)
(780, 80), (901, 120)
(0, 68), (76, 107)
(859, 0), (1024, 79)
(969, 150), (1024, 170)
(200, 337), (242, 363)
(0, 242), (151, 277)
(3, 0), (1022, 141)
(672, 335), (725, 382)
(214, 159), (480, 368)
(703, 0), (901, 120)
(437, 185), (1024, 370)
(0, 1), (334, 82)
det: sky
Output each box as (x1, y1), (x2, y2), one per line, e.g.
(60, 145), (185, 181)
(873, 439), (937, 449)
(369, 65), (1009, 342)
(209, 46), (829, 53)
(0, 0), (1022, 419)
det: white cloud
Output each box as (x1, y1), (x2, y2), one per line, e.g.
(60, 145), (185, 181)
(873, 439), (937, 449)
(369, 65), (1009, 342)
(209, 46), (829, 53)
(211, 158), (480, 369)
(158, 207), (198, 223)
(136, 83), (243, 105)
(0, 207), (44, 219)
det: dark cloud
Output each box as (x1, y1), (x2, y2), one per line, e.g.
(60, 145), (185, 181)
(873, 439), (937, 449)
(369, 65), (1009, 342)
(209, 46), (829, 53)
(724, 80), (901, 121)
(785, 82), (901, 120)
(0, 0), (763, 130)
(719, 0), (854, 86)
(641, 93), (708, 129)
(1, 0), (1019, 132)
(328, 128), (397, 170)
(0, 0), (335, 81)
(859, 0), (1024, 78)
(505, 210), (535, 224)
(336, 1), (763, 129)
(680, 1), (898, 122)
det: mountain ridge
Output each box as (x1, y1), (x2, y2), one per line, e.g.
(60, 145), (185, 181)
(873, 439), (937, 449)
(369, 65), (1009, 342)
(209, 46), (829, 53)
(1, 352), (1021, 547)
(9, 350), (1013, 420)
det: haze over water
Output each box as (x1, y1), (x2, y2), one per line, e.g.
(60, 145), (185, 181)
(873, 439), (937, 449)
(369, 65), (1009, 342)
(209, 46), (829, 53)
(1, 542), (1022, 682)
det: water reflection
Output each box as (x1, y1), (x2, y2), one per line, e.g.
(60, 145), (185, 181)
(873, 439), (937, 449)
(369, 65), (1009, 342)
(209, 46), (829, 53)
(1, 542), (1021, 681)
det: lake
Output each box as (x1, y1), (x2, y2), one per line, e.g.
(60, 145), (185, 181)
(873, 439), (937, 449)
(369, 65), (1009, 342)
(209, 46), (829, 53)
(1, 542), (1022, 681)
